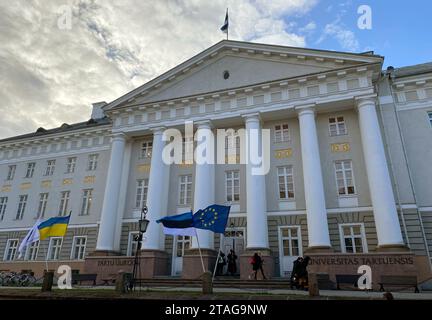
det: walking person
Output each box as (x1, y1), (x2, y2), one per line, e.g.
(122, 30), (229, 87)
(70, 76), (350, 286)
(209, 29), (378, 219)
(216, 251), (226, 276)
(250, 252), (266, 280)
(227, 249), (237, 276)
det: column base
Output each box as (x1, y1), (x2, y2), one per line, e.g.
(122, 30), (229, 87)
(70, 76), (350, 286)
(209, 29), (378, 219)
(182, 248), (217, 279)
(239, 248), (274, 280)
(376, 244), (410, 252)
(304, 246), (334, 254)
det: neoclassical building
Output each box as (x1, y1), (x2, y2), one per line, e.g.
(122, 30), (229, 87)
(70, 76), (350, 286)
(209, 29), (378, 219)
(0, 40), (431, 281)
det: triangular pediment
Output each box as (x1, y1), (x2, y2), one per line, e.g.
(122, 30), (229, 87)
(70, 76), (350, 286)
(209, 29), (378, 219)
(105, 40), (383, 110)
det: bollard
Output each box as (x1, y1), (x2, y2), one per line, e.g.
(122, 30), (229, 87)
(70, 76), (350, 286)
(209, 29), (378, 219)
(41, 271), (54, 292)
(115, 271), (129, 293)
(202, 271), (213, 295)
(308, 273), (320, 297)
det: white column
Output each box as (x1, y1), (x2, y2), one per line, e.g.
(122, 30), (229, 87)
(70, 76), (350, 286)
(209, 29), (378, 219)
(356, 95), (404, 247)
(244, 113), (269, 249)
(297, 106), (331, 248)
(191, 121), (215, 249)
(96, 133), (127, 251)
(143, 127), (170, 250)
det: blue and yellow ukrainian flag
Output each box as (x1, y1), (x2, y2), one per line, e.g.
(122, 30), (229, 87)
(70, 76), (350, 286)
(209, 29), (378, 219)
(38, 215), (71, 240)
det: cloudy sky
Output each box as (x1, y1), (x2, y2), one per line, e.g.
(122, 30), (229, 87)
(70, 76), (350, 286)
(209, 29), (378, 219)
(0, 0), (431, 139)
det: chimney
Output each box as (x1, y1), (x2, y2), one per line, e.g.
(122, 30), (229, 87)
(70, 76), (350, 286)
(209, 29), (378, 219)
(91, 101), (107, 119)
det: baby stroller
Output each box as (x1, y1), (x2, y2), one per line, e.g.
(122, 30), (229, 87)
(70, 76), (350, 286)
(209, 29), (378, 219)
(290, 256), (310, 290)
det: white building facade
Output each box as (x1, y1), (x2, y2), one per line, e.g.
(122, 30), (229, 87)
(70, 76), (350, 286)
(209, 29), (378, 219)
(0, 41), (431, 279)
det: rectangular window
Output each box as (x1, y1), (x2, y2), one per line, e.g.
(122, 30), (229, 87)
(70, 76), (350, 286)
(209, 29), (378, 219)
(16, 195), (28, 220)
(140, 141), (153, 158)
(66, 157), (76, 174)
(178, 175), (192, 205)
(37, 193), (49, 219)
(334, 160), (356, 195)
(225, 171), (240, 202)
(135, 179), (149, 208)
(274, 124), (290, 143)
(127, 232), (139, 256)
(340, 224), (367, 253)
(182, 137), (194, 162)
(58, 191), (70, 216)
(225, 131), (240, 163)
(25, 162), (36, 178)
(47, 237), (63, 260)
(71, 236), (87, 260)
(3, 239), (19, 261)
(6, 165), (16, 180)
(329, 116), (347, 136)
(80, 189), (93, 216)
(277, 166), (295, 199)
(428, 111), (432, 127)
(87, 154), (98, 171)
(0, 197), (7, 221)
(25, 240), (39, 261)
(44, 160), (56, 176)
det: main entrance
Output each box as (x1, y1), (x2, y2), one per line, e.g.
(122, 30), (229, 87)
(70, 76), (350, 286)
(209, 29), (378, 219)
(220, 228), (245, 275)
(278, 226), (303, 277)
(171, 235), (191, 276)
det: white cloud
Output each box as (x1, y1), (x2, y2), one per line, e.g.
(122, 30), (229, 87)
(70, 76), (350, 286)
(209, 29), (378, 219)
(321, 22), (360, 52)
(0, 0), (318, 139)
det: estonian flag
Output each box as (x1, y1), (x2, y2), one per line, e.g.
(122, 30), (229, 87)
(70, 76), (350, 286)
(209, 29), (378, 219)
(220, 9), (228, 34)
(157, 211), (196, 236)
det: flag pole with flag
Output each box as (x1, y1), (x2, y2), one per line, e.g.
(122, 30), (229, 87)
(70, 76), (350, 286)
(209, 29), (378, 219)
(221, 8), (229, 40)
(18, 220), (42, 259)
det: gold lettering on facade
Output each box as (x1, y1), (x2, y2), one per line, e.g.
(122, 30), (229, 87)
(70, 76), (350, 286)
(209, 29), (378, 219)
(275, 148), (293, 159)
(63, 178), (73, 185)
(137, 164), (151, 173)
(20, 182), (31, 190)
(41, 180), (51, 188)
(331, 143), (350, 153)
(1, 185), (11, 192)
(84, 176), (95, 184)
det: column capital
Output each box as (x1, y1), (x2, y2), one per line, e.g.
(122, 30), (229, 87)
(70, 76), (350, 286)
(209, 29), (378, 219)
(149, 126), (166, 135)
(195, 120), (213, 129)
(355, 93), (377, 109)
(242, 112), (261, 124)
(111, 132), (127, 142)
(295, 103), (316, 117)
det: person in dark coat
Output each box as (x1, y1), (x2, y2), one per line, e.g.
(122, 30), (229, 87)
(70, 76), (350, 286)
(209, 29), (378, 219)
(227, 249), (237, 275)
(216, 251), (226, 276)
(290, 257), (304, 289)
(251, 252), (266, 280)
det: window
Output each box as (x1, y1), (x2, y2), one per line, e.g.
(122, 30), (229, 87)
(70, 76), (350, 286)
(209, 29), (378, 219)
(0, 197), (7, 221)
(176, 236), (191, 257)
(280, 227), (300, 256)
(135, 179), (149, 209)
(340, 224), (367, 253)
(6, 165), (16, 180)
(47, 237), (63, 260)
(25, 162), (36, 178)
(274, 124), (290, 143)
(182, 137), (194, 162)
(44, 160), (56, 176)
(3, 239), (19, 261)
(277, 166), (295, 199)
(16, 195), (28, 220)
(226, 171), (240, 202)
(80, 189), (93, 216)
(329, 116), (347, 136)
(87, 154), (98, 171)
(334, 160), (356, 195)
(58, 191), (70, 216)
(66, 157), (76, 174)
(178, 175), (192, 205)
(25, 240), (39, 261)
(140, 141), (153, 158)
(36, 193), (49, 219)
(127, 232), (139, 256)
(428, 111), (432, 127)
(71, 236), (87, 260)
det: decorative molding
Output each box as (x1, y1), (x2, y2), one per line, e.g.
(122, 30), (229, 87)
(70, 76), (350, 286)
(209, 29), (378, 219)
(20, 182), (31, 190)
(331, 143), (350, 153)
(62, 178), (73, 186)
(84, 176), (95, 184)
(137, 164), (151, 173)
(275, 148), (293, 159)
(1, 185), (11, 192)
(41, 180), (51, 188)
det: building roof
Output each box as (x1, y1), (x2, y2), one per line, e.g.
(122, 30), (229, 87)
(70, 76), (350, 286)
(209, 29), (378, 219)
(393, 62), (432, 78)
(0, 117), (111, 144)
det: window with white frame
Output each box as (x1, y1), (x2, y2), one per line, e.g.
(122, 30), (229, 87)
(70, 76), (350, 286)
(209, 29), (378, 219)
(16, 194), (28, 220)
(178, 175), (192, 205)
(225, 130), (240, 159)
(340, 224), (367, 253)
(226, 171), (240, 202)
(3, 239), (18, 261)
(47, 237), (63, 260)
(274, 124), (290, 143)
(71, 236), (87, 260)
(80, 189), (93, 216)
(58, 191), (70, 216)
(44, 160), (56, 176)
(277, 166), (295, 199)
(140, 141), (153, 158)
(127, 232), (139, 256)
(334, 160), (356, 195)
(6, 165), (16, 180)
(36, 193), (49, 219)
(135, 179), (149, 209)
(87, 154), (98, 171)
(25, 240), (39, 261)
(182, 137), (194, 162)
(328, 116), (347, 136)
(66, 157), (76, 174)
(428, 111), (432, 127)
(0, 197), (7, 221)
(25, 162), (36, 178)
(176, 236), (191, 257)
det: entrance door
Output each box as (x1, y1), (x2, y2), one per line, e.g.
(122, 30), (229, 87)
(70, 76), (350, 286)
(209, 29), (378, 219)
(220, 228), (245, 275)
(279, 226), (302, 277)
(172, 236), (191, 276)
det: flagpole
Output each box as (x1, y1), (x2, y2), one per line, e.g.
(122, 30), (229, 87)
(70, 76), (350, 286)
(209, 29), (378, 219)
(212, 233), (224, 281)
(194, 228), (206, 274)
(43, 239), (49, 272)
(227, 8), (229, 40)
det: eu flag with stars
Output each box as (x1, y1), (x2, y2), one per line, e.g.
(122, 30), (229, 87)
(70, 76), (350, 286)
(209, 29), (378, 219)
(192, 205), (230, 234)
